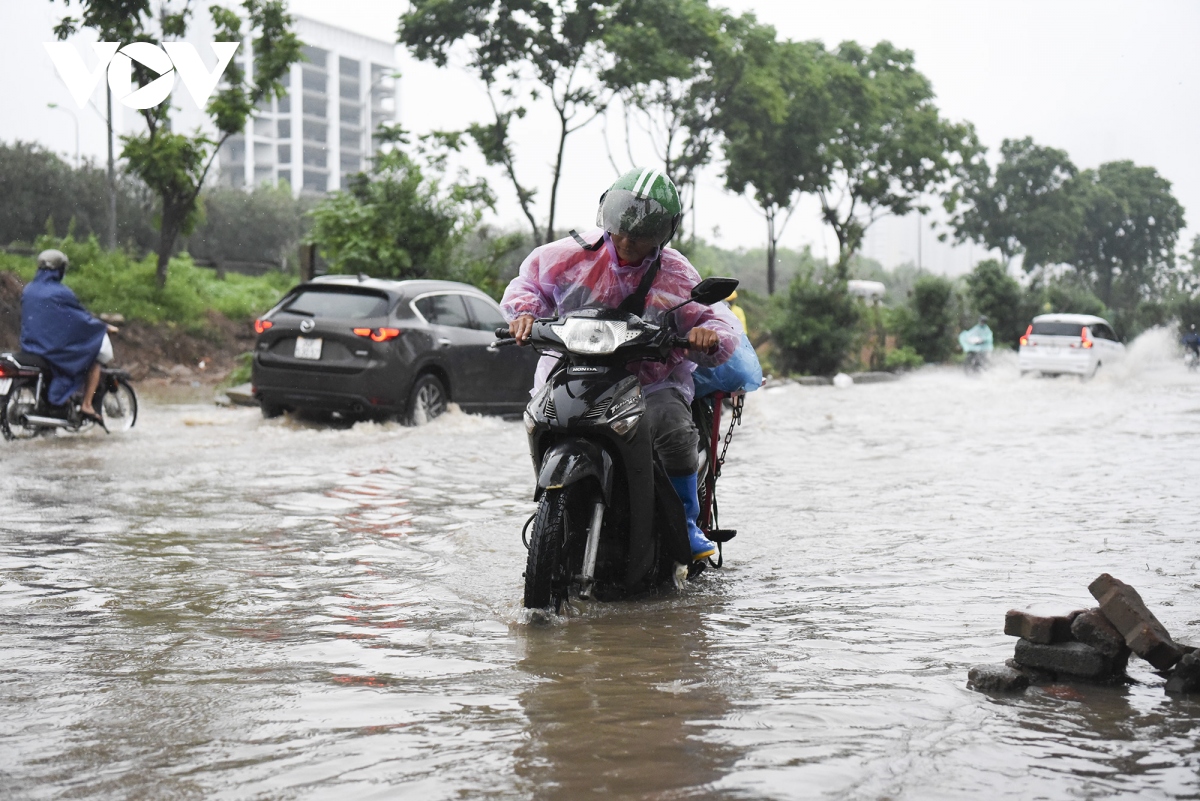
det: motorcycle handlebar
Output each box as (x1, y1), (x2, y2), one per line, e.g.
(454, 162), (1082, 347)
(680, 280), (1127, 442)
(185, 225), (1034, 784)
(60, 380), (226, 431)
(671, 336), (691, 350)
(494, 327), (511, 339)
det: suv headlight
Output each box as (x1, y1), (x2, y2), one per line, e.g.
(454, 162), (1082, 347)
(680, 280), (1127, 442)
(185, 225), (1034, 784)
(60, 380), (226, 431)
(552, 318), (632, 355)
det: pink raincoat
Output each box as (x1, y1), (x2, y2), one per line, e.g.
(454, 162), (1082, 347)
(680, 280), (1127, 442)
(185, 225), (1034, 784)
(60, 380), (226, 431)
(500, 229), (740, 403)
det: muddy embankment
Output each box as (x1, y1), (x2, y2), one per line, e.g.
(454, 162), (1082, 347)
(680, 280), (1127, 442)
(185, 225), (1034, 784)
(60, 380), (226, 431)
(0, 271), (255, 393)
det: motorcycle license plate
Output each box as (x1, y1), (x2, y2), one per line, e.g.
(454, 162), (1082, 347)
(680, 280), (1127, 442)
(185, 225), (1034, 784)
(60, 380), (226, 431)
(0, 378), (10, 394)
(294, 337), (323, 360)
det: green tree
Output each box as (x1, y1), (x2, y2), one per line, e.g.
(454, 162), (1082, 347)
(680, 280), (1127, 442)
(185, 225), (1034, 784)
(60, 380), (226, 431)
(307, 134), (496, 283)
(768, 269), (860, 375)
(945, 137), (1081, 272)
(897, 274), (956, 362)
(53, 0), (302, 288)
(600, 0), (730, 243)
(1070, 160), (1186, 311)
(0, 140), (157, 251)
(818, 41), (976, 279)
(719, 31), (830, 294)
(399, 0), (612, 245)
(187, 183), (314, 268)
(964, 259), (1023, 348)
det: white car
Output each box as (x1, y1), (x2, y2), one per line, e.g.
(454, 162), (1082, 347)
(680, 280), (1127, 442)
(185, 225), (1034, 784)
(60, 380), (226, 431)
(1018, 313), (1125, 378)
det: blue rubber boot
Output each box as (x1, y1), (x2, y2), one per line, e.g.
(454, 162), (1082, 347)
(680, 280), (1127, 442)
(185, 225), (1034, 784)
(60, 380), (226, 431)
(668, 473), (717, 561)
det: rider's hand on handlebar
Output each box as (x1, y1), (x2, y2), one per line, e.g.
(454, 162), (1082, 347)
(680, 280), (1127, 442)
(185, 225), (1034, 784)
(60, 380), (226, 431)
(687, 326), (719, 354)
(509, 314), (535, 345)
(106, 324), (119, 334)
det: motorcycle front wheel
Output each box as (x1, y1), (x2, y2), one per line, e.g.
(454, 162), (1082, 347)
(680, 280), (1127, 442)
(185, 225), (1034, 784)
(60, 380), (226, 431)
(524, 485), (591, 611)
(102, 379), (138, 431)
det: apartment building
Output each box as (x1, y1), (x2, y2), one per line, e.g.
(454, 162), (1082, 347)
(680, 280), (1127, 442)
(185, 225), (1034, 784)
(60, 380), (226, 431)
(218, 15), (397, 196)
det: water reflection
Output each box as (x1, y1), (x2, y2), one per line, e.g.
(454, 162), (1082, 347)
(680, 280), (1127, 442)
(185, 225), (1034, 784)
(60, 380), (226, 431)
(2, 351), (1200, 798)
(514, 600), (740, 800)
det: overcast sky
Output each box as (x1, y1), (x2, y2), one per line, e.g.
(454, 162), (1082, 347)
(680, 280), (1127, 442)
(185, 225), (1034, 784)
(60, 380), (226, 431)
(4, 0), (1198, 275)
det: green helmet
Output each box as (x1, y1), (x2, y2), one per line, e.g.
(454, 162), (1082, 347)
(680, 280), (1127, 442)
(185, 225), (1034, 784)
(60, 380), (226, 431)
(597, 167), (683, 246)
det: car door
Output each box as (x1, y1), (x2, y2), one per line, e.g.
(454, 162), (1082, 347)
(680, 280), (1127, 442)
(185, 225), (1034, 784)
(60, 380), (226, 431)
(461, 294), (541, 410)
(412, 293), (491, 409)
(1096, 323), (1124, 361)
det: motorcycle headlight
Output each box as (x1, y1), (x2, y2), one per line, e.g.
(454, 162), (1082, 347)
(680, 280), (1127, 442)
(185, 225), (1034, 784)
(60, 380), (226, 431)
(523, 410), (537, 434)
(552, 318), (632, 355)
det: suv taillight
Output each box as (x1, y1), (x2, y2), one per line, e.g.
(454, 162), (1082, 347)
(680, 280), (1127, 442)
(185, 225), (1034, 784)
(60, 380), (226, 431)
(1019, 324), (1032, 347)
(353, 327), (401, 342)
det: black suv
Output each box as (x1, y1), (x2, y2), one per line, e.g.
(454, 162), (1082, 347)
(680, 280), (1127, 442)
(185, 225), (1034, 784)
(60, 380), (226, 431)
(251, 276), (538, 423)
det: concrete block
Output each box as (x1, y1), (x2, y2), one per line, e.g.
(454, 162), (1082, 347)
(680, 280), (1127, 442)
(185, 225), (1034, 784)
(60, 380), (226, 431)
(1013, 638), (1115, 680)
(968, 663), (1029, 693)
(1004, 609), (1075, 644)
(1006, 657), (1056, 685)
(1089, 573), (1182, 670)
(1165, 652), (1200, 695)
(1070, 608), (1128, 658)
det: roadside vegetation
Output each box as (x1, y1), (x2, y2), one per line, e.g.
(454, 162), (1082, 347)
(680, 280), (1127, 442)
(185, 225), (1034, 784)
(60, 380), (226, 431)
(0, 234), (291, 329)
(2, 0), (1197, 378)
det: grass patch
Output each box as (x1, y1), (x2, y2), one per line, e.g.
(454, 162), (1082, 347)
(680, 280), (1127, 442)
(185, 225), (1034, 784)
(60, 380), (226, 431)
(0, 234), (295, 327)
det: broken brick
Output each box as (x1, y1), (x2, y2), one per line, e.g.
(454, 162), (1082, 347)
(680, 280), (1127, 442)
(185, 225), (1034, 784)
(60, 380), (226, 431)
(968, 663), (1029, 693)
(1070, 608), (1128, 659)
(1004, 609), (1075, 644)
(1088, 574), (1182, 670)
(1165, 651), (1200, 695)
(1013, 639), (1116, 680)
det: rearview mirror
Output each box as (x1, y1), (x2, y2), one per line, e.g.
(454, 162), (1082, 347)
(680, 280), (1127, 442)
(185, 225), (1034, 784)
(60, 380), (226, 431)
(690, 277), (739, 306)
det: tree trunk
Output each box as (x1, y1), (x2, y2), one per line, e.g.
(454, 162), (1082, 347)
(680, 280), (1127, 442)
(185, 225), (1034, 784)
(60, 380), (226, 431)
(155, 216), (180, 289)
(766, 206), (777, 296)
(545, 115), (569, 245)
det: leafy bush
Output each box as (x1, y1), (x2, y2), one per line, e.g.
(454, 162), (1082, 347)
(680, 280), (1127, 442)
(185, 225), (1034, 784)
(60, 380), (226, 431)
(897, 275), (957, 362)
(768, 271), (860, 375)
(884, 345), (923, 371)
(1, 234), (293, 326)
(308, 141), (495, 282)
(965, 259), (1023, 348)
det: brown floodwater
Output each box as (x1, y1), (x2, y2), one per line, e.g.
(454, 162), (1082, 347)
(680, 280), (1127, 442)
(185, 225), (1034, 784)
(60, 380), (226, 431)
(1, 329), (1198, 799)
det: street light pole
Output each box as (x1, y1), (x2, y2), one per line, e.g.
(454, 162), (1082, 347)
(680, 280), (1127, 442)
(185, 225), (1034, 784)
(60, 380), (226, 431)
(106, 82), (116, 249)
(47, 103), (79, 169)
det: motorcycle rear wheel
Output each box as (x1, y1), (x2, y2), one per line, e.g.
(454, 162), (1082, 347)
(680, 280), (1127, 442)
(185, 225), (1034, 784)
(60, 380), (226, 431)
(1, 386), (41, 441)
(524, 486), (590, 611)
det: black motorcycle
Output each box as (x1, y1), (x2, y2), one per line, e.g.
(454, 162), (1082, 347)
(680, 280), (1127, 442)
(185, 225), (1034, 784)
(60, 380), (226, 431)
(0, 352), (138, 440)
(496, 277), (740, 611)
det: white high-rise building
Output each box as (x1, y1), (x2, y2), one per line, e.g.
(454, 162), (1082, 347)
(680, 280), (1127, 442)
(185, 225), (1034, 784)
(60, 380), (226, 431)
(218, 15), (397, 196)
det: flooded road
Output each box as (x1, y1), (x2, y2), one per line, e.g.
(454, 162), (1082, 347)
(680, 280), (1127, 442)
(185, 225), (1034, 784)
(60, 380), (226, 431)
(2, 331), (1198, 799)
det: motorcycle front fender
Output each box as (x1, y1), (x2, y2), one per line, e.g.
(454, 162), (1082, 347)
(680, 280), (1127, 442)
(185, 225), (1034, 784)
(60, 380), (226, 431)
(535, 438), (614, 504)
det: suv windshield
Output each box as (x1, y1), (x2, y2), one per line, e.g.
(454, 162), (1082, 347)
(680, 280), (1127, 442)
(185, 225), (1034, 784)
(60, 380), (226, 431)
(1031, 322), (1085, 337)
(282, 289), (388, 319)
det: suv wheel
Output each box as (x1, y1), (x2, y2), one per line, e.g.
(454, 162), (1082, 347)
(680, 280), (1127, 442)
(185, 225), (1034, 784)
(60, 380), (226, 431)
(260, 401), (286, 419)
(407, 374), (447, 425)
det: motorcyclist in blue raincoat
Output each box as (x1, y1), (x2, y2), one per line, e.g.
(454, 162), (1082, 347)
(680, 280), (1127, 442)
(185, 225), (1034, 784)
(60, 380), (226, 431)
(20, 249), (118, 422)
(959, 316), (994, 373)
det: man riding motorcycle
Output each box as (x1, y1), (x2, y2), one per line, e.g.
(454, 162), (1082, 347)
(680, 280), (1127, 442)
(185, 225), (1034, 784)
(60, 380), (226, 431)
(19, 249), (119, 425)
(502, 168), (740, 561)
